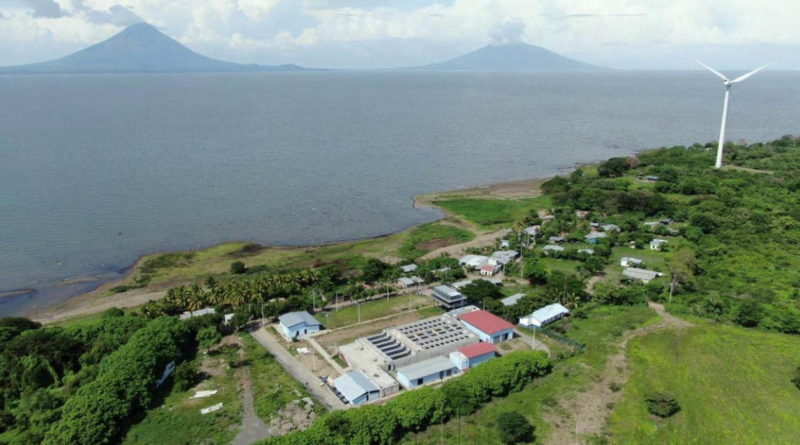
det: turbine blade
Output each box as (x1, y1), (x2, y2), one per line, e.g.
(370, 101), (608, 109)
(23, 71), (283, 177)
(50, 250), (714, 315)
(730, 63), (772, 83)
(694, 58), (728, 82)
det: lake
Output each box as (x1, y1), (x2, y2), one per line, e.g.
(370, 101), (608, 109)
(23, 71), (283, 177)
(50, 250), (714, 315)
(1, 70), (798, 316)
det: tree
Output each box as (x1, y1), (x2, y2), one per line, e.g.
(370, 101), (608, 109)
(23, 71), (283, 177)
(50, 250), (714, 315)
(461, 279), (504, 307)
(496, 412), (534, 444)
(734, 299), (764, 328)
(196, 326), (221, 350)
(361, 258), (390, 283)
(669, 248), (697, 302)
(230, 261), (246, 274)
(172, 360), (200, 392)
(598, 157), (630, 178)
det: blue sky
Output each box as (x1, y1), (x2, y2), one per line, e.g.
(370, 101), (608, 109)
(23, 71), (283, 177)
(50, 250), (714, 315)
(0, 0), (798, 69)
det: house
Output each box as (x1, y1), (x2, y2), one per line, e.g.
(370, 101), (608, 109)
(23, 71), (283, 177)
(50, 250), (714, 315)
(524, 225), (540, 236)
(459, 255), (489, 269)
(519, 303), (570, 328)
(549, 235), (565, 244)
(542, 244), (565, 254)
(500, 239), (510, 248)
(431, 285), (467, 310)
(645, 175), (659, 182)
(643, 221), (660, 228)
(490, 250), (519, 265)
(486, 278), (503, 286)
(650, 239), (668, 250)
(400, 264), (418, 273)
(179, 307), (216, 320)
(622, 267), (663, 283)
(501, 293), (526, 306)
(578, 248), (595, 255)
(396, 356), (459, 389)
(620, 257), (643, 267)
(333, 370), (381, 405)
(449, 342), (497, 371)
(480, 264), (500, 276)
(458, 310), (514, 344)
(659, 218), (673, 225)
(397, 276), (424, 288)
(223, 313), (234, 325)
(585, 232), (607, 244)
(575, 210), (590, 218)
(601, 223), (620, 232)
(452, 279), (473, 289)
(278, 311), (321, 340)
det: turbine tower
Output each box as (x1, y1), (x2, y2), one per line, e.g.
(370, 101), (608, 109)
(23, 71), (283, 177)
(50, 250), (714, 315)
(695, 59), (770, 168)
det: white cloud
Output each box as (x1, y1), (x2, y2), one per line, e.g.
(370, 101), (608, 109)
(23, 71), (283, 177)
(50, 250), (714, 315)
(1, 0), (799, 68)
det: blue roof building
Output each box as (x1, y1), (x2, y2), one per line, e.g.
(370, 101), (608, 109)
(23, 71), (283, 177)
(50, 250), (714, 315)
(278, 311), (321, 340)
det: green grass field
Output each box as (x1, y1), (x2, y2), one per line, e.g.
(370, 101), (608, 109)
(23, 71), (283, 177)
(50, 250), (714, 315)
(397, 222), (475, 258)
(315, 293), (435, 328)
(406, 305), (658, 444)
(123, 356), (242, 445)
(241, 333), (320, 423)
(610, 324), (800, 444)
(433, 196), (552, 229)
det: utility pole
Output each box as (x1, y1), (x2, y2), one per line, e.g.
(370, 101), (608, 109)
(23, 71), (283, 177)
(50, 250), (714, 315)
(358, 303), (361, 323)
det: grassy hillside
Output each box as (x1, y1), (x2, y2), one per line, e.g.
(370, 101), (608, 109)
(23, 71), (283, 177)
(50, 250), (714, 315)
(610, 324), (800, 444)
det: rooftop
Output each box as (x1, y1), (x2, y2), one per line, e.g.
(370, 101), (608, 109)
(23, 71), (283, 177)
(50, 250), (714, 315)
(395, 316), (474, 351)
(278, 311), (320, 328)
(333, 370), (378, 402)
(459, 310), (514, 334)
(623, 267), (662, 282)
(396, 356), (457, 381)
(457, 342), (497, 359)
(500, 293), (525, 306)
(529, 303), (570, 322)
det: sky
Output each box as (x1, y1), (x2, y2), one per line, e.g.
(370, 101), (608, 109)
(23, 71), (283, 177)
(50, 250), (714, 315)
(1, 0), (799, 69)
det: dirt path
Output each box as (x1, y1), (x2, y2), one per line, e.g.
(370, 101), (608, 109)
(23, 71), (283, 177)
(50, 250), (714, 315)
(232, 356), (272, 445)
(420, 229), (509, 260)
(544, 302), (692, 445)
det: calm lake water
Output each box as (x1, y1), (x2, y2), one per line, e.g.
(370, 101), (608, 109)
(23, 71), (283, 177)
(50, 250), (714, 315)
(1, 70), (798, 316)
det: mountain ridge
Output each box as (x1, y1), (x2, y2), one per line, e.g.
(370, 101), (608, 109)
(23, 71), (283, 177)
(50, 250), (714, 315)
(412, 42), (600, 71)
(0, 23), (308, 74)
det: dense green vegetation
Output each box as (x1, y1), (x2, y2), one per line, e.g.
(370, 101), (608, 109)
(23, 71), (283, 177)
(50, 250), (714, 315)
(610, 324), (800, 443)
(532, 138), (800, 333)
(397, 222), (474, 259)
(262, 351), (551, 445)
(43, 317), (193, 444)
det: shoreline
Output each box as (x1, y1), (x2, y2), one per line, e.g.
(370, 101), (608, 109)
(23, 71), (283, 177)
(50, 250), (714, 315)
(24, 174), (553, 324)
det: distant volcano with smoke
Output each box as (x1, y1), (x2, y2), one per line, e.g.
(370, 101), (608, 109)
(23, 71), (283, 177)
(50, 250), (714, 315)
(411, 42), (600, 71)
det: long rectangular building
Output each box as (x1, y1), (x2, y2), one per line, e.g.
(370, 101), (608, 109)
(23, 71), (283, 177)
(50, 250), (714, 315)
(431, 285), (467, 309)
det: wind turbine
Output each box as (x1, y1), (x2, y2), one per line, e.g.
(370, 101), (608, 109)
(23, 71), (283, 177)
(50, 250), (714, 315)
(694, 59), (770, 168)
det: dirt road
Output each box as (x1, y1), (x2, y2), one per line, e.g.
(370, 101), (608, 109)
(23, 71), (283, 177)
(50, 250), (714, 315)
(249, 326), (345, 411)
(544, 302), (692, 445)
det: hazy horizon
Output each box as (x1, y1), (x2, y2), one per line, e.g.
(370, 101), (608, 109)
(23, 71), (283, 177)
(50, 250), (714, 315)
(1, 1), (798, 70)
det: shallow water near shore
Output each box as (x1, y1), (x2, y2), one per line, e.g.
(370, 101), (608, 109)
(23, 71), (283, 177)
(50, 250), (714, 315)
(1, 70), (799, 316)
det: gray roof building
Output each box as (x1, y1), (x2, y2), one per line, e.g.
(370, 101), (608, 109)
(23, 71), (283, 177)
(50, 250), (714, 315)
(622, 267), (663, 283)
(501, 293), (526, 306)
(333, 370), (380, 404)
(396, 356), (458, 382)
(278, 311), (320, 329)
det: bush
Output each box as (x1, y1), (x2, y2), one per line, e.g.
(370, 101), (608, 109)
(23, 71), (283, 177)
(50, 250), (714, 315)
(230, 261), (247, 274)
(645, 392), (681, 418)
(791, 367), (800, 390)
(496, 412), (534, 444)
(196, 326), (222, 350)
(172, 360), (200, 392)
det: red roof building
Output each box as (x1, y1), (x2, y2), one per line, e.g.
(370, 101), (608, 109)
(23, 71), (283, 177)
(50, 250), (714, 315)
(458, 310), (514, 344)
(457, 341), (497, 359)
